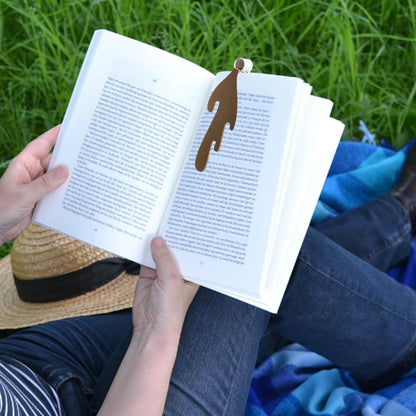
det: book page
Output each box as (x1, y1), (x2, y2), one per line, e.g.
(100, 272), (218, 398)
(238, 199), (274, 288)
(216, 102), (344, 311)
(261, 115), (344, 311)
(34, 30), (214, 262)
(159, 72), (308, 295)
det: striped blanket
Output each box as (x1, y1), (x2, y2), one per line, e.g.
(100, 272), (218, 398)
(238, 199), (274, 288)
(245, 140), (416, 416)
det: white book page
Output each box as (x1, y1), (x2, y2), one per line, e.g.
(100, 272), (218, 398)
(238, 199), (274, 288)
(210, 109), (344, 311)
(34, 30), (214, 263)
(263, 112), (344, 312)
(158, 72), (306, 294)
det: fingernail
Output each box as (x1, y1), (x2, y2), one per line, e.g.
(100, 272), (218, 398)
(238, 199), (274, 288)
(153, 237), (165, 249)
(52, 165), (68, 180)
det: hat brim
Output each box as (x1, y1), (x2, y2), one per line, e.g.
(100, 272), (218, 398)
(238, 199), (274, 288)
(0, 254), (138, 329)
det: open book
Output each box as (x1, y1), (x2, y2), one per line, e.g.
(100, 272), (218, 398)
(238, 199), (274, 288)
(34, 29), (344, 312)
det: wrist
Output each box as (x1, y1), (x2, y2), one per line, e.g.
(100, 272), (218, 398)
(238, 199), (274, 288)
(133, 306), (188, 344)
(132, 320), (182, 352)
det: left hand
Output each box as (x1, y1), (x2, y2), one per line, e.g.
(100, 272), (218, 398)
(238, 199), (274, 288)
(0, 125), (68, 245)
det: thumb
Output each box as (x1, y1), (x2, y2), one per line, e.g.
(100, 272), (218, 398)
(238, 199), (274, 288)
(26, 165), (69, 202)
(150, 237), (181, 284)
(150, 237), (199, 298)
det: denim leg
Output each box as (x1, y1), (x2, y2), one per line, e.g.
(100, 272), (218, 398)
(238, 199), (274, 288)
(2, 194), (411, 414)
(272, 195), (416, 382)
(0, 310), (132, 416)
(86, 288), (269, 416)
(164, 287), (269, 416)
(315, 195), (412, 270)
(90, 331), (133, 414)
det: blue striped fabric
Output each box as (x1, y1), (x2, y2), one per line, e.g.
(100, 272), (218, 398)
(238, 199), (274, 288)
(0, 356), (63, 415)
(245, 140), (416, 416)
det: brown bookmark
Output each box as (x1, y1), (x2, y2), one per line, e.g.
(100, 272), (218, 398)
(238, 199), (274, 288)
(195, 58), (253, 172)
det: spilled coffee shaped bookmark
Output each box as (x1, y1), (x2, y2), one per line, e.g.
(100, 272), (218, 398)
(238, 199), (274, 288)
(195, 58), (253, 172)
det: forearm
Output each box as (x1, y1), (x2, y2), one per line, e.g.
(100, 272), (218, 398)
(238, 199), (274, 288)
(97, 326), (181, 416)
(98, 237), (199, 415)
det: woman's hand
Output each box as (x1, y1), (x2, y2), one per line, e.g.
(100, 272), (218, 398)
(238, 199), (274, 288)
(133, 237), (199, 337)
(0, 125), (68, 244)
(98, 238), (199, 416)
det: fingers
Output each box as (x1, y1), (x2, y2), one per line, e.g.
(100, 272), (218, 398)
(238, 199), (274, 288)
(25, 165), (69, 203)
(40, 153), (52, 172)
(24, 125), (61, 159)
(139, 266), (157, 279)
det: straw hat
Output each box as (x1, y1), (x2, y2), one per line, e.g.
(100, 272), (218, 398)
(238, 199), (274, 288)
(0, 223), (140, 329)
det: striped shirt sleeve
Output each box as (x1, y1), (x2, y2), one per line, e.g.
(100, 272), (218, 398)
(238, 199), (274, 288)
(0, 358), (63, 415)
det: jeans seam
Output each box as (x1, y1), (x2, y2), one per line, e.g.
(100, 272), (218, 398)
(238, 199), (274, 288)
(299, 252), (416, 375)
(366, 222), (411, 265)
(222, 306), (258, 416)
(299, 252), (416, 324)
(365, 196), (412, 264)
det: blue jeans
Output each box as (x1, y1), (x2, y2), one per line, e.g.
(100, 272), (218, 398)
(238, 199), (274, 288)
(273, 195), (416, 384)
(0, 195), (415, 415)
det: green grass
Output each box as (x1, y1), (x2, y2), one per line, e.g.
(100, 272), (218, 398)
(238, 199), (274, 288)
(0, 240), (12, 258)
(0, 0), (415, 255)
(1, 0), (415, 161)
